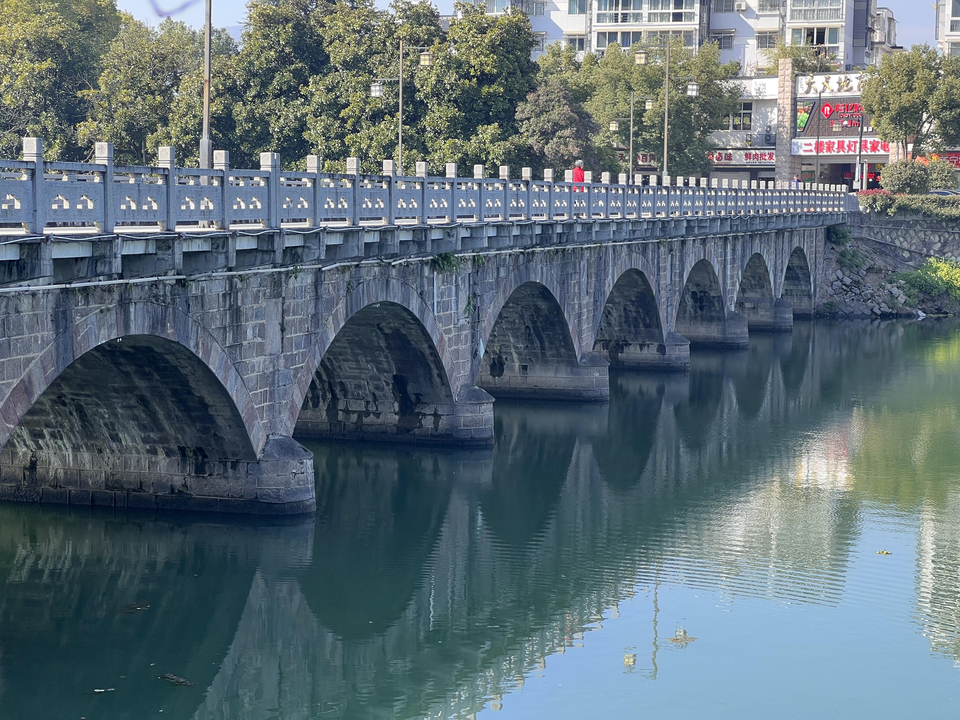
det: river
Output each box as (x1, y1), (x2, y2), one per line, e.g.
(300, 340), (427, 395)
(2, 319), (960, 718)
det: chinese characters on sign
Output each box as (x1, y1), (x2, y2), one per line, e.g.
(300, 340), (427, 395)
(791, 139), (890, 156)
(796, 73), (863, 96)
(636, 152), (658, 167)
(710, 150), (776, 165)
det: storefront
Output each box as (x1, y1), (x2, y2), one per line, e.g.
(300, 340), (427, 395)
(708, 149), (777, 185)
(793, 73), (889, 189)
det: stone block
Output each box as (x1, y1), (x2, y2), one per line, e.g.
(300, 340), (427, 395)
(41, 487), (69, 505)
(69, 489), (92, 506)
(90, 490), (116, 507)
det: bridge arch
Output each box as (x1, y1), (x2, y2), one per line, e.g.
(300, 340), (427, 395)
(593, 266), (666, 368)
(734, 252), (789, 331)
(675, 258), (748, 347)
(479, 266), (607, 400)
(0, 299), (262, 456)
(291, 278), (460, 444)
(782, 246), (814, 317)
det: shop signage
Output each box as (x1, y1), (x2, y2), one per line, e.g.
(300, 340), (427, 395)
(939, 152), (960, 169)
(791, 138), (891, 156)
(821, 103), (834, 119)
(636, 151), (658, 167)
(796, 73), (863, 97)
(709, 149), (776, 165)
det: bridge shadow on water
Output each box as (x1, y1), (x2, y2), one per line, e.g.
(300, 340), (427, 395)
(4, 320), (959, 718)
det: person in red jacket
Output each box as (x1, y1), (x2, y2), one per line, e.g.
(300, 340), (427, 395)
(573, 159), (585, 188)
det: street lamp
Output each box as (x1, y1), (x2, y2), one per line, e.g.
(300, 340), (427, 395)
(635, 43), (699, 177)
(200, 0), (212, 170)
(609, 92), (654, 183)
(370, 40), (434, 174)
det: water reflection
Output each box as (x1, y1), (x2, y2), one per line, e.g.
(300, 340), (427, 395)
(4, 320), (960, 718)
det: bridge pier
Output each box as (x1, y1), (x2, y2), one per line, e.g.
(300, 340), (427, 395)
(599, 331), (691, 370)
(738, 297), (795, 332)
(479, 353), (609, 401)
(0, 435), (315, 514)
(676, 309), (750, 348)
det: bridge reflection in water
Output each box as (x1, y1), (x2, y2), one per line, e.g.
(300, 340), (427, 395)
(3, 320), (960, 717)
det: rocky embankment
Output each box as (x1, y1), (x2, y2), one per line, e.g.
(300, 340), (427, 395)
(819, 235), (918, 318)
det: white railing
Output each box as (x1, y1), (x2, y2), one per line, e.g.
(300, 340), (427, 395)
(0, 138), (849, 238)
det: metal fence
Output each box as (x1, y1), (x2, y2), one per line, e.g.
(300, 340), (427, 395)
(0, 139), (851, 238)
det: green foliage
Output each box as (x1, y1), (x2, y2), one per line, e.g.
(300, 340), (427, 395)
(758, 40), (839, 76)
(0, 0), (120, 159)
(837, 248), (865, 271)
(861, 45), (960, 159)
(516, 74), (598, 173)
(927, 158), (959, 191)
(826, 225), (851, 246)
(858, 191), (960, 219)
(879, 160), (930, 195)
(893, 258), (960, 301)
(78, 15), (205, 165)
(430, 251), (463, 273)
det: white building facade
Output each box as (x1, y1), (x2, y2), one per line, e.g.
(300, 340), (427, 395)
(480, 0), (898, 69)
(935, 0), (960, 55)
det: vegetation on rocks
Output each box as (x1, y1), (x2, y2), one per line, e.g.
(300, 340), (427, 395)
(893, 258), (960, 303)
(857, 191), (960, 219)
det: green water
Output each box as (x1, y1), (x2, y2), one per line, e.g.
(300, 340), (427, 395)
(2, 320), (960, 718)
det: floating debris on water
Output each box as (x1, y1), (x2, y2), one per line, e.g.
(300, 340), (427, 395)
(118, 602), (150, 614)
(877, 550), (892, 555)
(668, 627), (697, 645)
(158, 673), (194, 686)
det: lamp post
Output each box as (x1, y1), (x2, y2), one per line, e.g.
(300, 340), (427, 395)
(814, 87), (824, 184)
(609, 92), (655, 183)
(635, 44), (699, 177)
(200, 0), (212, 171)
(371, 40), (434, 175)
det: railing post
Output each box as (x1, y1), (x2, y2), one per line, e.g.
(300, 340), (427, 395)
(544, 168), (554, 220)
(383, 159), (396, 225)
(446, 163), (457, 224)
(306, 155), (322, 227)
(416, 161), (428, 224)
(522, 167), (532, 220)
(214, 150), (230, 229)
(474, 164), (485, 223)
(346, 157), (360, 226)
(23, 137), (44, 235)
(94, 141), (114, 235)
(499, 165), (510, 221)
(260, 151), (281, 230)
(157, 146), (177, 232)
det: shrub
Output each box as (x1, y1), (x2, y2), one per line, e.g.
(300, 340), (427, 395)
(857, 188), (895, 214)
(893, 258), (960, 301)
(927, 158), (959, 191)
(837, 247), (865, 271)
(826, 225), (851, 246)
(879, 160), (930, 195)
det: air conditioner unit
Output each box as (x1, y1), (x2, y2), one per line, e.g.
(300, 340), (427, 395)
(734, 1), (747, 11)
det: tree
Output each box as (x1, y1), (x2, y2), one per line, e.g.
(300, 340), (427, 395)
(78, 15), (204, 164)
(629, 40), (742, 176)
(758, 40), (838, 76)
(927, 158), (959, 191)
(861, 45), (960, 159)
(516, 75), (599, 174)
(0, 0), (120, 159)
(879, 160), (930, 194)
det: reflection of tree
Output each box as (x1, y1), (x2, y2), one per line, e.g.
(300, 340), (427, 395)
(0, 507), (283, 720)
(300, 443), (454, 639)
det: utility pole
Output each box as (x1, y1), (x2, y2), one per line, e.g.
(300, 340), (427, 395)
(200, 0), (213, 170)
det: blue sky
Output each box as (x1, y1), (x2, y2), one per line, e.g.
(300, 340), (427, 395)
(116, 0), (936, 49)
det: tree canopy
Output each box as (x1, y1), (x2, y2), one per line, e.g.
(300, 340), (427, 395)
(861, 45), (960, 159)
(0, 0), (746, 176)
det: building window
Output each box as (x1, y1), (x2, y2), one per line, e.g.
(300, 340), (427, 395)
(648, 0), (696, 22)
(568, 0), (587, 14)
(953, 0), (960, 17)
(596, 30), (644, 48)
(596, 0), (643, 24)
(791, 26), (840, 55)
(565, 35), (586, 51)
(951, 19), (960, 32)
(712, 32), (734, 49)
(789, 0), (843, 22)
(950, 42), (960, 56)
(728, 102), (753, 130)
(757, 31), (778, 49)
(713, 0), (734, 12)
(758, 0), (780, 10)
(534, 32), (547, 51)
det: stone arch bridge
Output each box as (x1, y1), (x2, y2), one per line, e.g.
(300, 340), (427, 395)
(0, 139), (848, 513)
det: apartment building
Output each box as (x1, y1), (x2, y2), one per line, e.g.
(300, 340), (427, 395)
(936, 0), (960, 55)
(476, 0), (898, 70)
